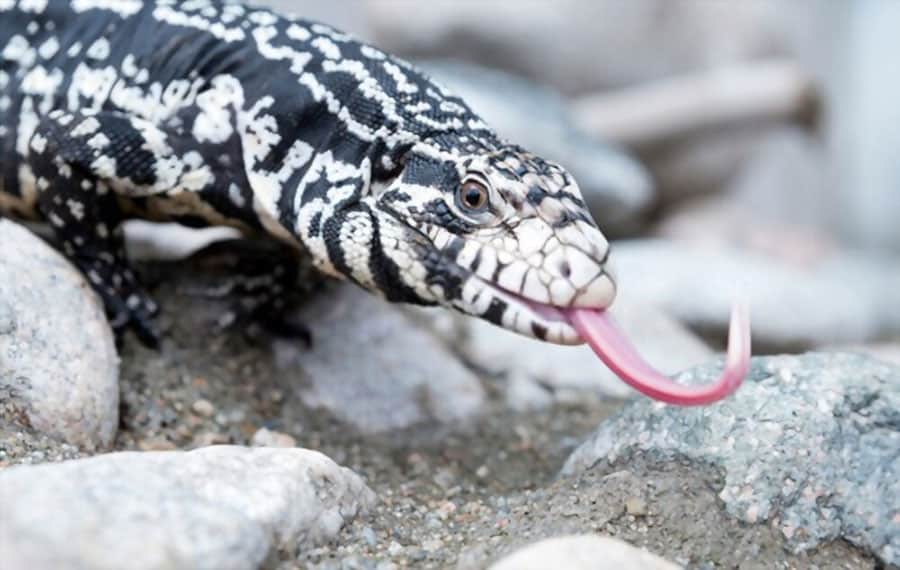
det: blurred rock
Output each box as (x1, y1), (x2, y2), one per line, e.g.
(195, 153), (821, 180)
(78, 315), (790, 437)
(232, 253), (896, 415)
(275, 284), (486, 433)
(124, 220), (240, 261)
(573, 61), (819, 149)
(0, 446), (375, 569)
(251, 427), (297, 448)
(820, 342), (900, 367)
(638, 124), (780, 204)
(419, 60), (654, 235)
(367, 1), (784, 95)
(252, 0), (372, 39)
(563, 353), (899, 566)
(656, 127), (836, 257)
(449, 302), (711, 406)
(0, 220), (118, 450)
(489, 535), (680, 570)
(611, 239), (900, 351)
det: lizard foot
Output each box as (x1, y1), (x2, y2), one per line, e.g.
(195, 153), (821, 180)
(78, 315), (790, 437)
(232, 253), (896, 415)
(86, 265), (162, 349)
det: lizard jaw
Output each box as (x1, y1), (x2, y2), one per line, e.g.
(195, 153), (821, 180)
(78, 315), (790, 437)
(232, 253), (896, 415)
(454, 275), (585, 345)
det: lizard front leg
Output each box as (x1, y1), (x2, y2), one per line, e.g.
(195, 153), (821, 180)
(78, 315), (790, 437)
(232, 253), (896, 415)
(27, 110), (198, 347)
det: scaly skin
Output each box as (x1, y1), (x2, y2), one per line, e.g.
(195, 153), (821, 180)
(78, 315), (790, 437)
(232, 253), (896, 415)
(0, 0), (615, 346)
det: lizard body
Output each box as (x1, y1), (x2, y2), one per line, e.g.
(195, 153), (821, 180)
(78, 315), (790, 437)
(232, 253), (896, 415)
(0, 0), (615, 346)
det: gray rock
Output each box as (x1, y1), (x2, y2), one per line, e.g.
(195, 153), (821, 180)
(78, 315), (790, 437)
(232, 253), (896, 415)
(611, 239), (900, 350)
(563, 353), (900, 566)
(641, 124), (789, 204)
(452, 301), (712, 406)
(418, 60), (654, 236)
(0, 219), (118, 450)
(822, 342), (900, 366)
(367, 1), (782, 95)
(656, 127), (835, 249)
(0, 445), (376, 570)
(489, 535), (680, 570)
(274, 284), (486, 433)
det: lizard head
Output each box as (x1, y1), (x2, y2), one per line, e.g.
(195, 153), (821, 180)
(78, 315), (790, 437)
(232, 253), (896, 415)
(368, 143), (616, 345)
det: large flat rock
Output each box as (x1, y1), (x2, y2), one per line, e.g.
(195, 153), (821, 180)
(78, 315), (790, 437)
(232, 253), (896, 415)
(0, 446), (376, 570)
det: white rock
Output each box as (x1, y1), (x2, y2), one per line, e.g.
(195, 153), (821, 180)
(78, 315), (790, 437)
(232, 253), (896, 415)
(274, 284), (486, 432)
(0, 446), (376, 570)
(0, 219), (118, 450)
(456, 301), (712, 405)
(124, 220), (239, 261)
(489, 535), (680, 570)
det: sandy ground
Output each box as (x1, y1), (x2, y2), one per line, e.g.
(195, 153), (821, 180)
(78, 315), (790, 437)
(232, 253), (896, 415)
(3, 252), (878, 569)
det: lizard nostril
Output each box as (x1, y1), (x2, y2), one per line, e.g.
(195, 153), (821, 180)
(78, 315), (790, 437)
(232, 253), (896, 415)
(559, 260), (571, 278)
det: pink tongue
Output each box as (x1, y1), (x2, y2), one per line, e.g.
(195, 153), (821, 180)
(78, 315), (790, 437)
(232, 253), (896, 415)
(566, 305), (751, 406)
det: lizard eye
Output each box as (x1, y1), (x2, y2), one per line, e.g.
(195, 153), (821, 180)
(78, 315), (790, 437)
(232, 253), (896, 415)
(458, 180), (489, 213)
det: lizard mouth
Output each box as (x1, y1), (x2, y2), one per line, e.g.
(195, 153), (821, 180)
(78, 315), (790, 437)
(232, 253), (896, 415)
(465, 274), (753, 406)
(457, 275), (585, 345)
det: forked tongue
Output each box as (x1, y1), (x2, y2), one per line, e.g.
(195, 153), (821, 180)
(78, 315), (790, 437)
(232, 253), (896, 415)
(566, 305), (751, 406)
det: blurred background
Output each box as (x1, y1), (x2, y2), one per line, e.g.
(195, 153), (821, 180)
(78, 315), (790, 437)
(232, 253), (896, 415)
(253, 0), (900, 358)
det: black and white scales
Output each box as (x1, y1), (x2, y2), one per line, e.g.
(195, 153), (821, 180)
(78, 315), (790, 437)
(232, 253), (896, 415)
(0, 0), (615, 347)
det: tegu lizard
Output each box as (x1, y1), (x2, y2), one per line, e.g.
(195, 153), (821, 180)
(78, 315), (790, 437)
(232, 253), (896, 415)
(0, 0), (750, 405)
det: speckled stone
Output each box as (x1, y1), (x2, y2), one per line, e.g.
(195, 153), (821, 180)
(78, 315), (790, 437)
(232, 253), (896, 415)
(563, 353), (900, 566)
(0, 220), (119, 450)
(0, 446), (376, 570)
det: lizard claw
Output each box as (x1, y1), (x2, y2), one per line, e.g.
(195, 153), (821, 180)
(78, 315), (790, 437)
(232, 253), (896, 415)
(89, 268), (162, 349)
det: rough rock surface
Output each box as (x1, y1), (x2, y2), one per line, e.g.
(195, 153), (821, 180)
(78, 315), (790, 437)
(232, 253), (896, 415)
(0, 446), (376, 570)
(451, 301), (712, 407)
(563, 353), (900, 566)
(275, 284), (486, 433)
(419, 60), (653, 236)
(612, 239), (900, 351)
(489, 535), (680, 570)
(0, 219), (118, 450)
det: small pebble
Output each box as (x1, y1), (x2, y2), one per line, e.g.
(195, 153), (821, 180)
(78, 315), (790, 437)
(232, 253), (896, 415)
(422, 538), (443, 553)
(137, 436), (177, 451)
(360, 526), (377, 547)
(625, 496), (647, 516)
(475, 465), (490, 479)
(192, 432), (230, 447)
(251, 427), (297, 448)
(433, 468), (456, 490)
(436, 500), (457, 520)
(387, 541), (404, 556)
(191, 399), (216, 418)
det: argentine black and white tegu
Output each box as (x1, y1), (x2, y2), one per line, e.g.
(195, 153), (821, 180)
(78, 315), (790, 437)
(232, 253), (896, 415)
(0, 0), (750, 405)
